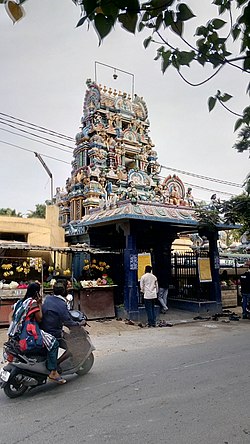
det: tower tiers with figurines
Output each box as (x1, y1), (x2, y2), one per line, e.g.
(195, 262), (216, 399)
(56, 79), (195, 224)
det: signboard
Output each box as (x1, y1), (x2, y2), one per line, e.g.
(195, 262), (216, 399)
(138, 253), (152, 280)
(214, 255), (220, 270)
(219, 259), (235, 268)
(198, 257), (212, 282)
(129, 254), (138, 271)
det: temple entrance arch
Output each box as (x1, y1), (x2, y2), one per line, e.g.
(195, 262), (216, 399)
(66, 208), (226, 320)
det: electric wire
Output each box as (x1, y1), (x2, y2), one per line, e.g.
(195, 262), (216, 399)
(0, 113), (244, 189)
(0, 140), (71, 165)
(158, 174), (237, 197)
(161, 165), (242, 188)
(0, 126), (73, 154)
(0, 112), (74, 142)
(0, 138), (243, 197)
(183, 181), (236, 197)
(0, 112), (245, 199)
(0, 119), (75, 150)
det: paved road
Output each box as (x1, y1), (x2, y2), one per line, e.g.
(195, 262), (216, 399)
(1, 321), (250, 444)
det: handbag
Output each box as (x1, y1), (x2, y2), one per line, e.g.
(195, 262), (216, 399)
(19, 318), (44, 352)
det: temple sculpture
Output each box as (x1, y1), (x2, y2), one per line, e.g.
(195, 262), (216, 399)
(56, 79), (195, 224)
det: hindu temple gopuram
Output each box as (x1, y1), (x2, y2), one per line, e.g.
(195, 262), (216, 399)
(56, 78), (228, 320)
(56, 78), (195, 226)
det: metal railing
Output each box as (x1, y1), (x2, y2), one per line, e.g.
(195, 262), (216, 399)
(170, 251), (211, 302)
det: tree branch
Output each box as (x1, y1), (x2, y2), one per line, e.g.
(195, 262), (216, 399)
(217, 99), (243, 117)
(177, 65), (224, 87)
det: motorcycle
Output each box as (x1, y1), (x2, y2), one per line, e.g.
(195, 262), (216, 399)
(0, 310), (95, 399)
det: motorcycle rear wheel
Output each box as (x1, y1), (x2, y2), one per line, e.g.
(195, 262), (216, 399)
(76, 352), (94, 376)
(4, 374), (28, 399)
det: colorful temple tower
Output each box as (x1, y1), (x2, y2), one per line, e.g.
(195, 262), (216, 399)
(54, 78), (228, 319)
(56, 79), (195, 225)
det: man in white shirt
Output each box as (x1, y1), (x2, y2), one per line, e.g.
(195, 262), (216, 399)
(140, 265), (158, 327)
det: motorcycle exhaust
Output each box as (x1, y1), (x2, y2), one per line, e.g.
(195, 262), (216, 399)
(22, 376), (39, 387)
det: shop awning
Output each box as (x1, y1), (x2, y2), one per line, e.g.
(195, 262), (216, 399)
(0, 240), (119, 255)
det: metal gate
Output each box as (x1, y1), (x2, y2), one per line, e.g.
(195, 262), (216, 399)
(170, 251), (212, 302)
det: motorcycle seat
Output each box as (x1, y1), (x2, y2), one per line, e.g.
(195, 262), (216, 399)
(22, 349), (47, 358)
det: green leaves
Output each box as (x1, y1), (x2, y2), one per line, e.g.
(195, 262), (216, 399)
(208, 91), (232, 112)
(170, 20), (183, 36)
(234, 118), (243, 132)
(211, 18), (226, 29)
(158, 47), (195, 73)
(119, 12), (138, 33)
(76, 15), (88, 28)
(243, 51), (250, 70)
(223, 194), (250, 233)
(219, 93), (233, 102)
(234, 105), (250, 132)
(195, 205), (221, 232)
(1, 0), (249, 157)
(164, 10), (173, 26)
(232, 24), (241, 41)
(161, 49), (171, 72)
(101, 2), (119, 19)
(143, 36), (152, 49)
(208, 96), (217, 112)
(151, 0), (173, 7)
(75, 0), (140, 38)
(233, 107), (250, 153)
(94, 13), (114, 42)
(177, 3), (195, 22)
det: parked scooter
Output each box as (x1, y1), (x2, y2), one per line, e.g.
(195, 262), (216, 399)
(0, 310), (95, 398)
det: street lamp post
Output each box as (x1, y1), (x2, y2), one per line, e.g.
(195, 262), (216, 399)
(34, 152), (54, 203)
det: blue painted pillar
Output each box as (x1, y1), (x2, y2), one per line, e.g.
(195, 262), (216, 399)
(208, 231), (222, 307)
(72, 252), (87, 280)
(123, 231), (138, 315)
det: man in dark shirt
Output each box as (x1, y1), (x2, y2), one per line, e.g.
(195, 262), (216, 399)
(41, 281), (80, 365)
(240, 266), (250, 319)
(41, 282), (79, 339)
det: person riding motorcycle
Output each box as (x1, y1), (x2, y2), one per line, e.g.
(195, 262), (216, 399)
(8, 282), (65, 384)
(41, 281), (80, 364)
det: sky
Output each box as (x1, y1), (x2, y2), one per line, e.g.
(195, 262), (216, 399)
(0, 0), (249, 215)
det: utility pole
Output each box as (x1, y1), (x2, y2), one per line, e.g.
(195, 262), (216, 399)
(34, 152), (54, 203)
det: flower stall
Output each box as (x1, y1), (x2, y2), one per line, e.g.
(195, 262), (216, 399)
(72, 257), (117, 320)
(0, 256), (43, 326)
(0, 241), (119, 324)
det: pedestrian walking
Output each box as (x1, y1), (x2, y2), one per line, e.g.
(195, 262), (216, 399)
(156, 268), (169, 314)
(158, 286), (168, 314)
(140, 265), (158, 327)
(240, 265), (250, 319)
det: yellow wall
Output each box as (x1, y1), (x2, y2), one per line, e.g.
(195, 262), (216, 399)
(0, 205), (67, 248)
(0, 206), (68, 267)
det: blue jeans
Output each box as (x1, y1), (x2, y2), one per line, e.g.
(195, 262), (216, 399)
(46, 339), (59, 371)
(144, 299), (156, 326)
(242, 293), (250, 316)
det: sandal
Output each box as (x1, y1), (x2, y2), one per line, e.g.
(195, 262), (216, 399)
(48, 376), (67, 385)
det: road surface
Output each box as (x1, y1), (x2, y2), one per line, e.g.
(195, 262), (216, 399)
(0, 320), (250, 444)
